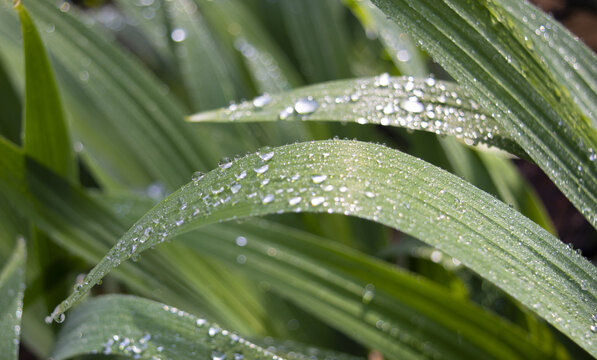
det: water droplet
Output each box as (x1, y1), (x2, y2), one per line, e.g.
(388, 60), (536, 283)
(362, 284), (375, 304)
(236, 170), (247, 180)
(364, 191), (376, 198)
(254, 164), (269, 174)
(310, 196), (325, 206)
(211, 351), (226, 360)
(383, 104), (395, 115)
(311, 174), (327, 184)
(262, 194), (274, 204)
(219, 158), (233, 170)
(253, 93), (271, 108)
(171, 28), (186, 42)
(259, 151), (275, 161)
(196, 318), (206, 327)
(288, 196), (302, 205)
(378, 72), (390, 87)
(208, 327), (220, 336)
(230, 183), (241, 194)
(236, 236), (247, 247)
(234, 354), (244, 360)
(294, 97), (318, 115)
(279, 106), (294, 120)
(400, 97), (424, 113)
(56, 313), (66, 324)
(192, 171), (205, 182)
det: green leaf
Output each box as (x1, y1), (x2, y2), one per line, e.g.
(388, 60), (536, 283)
(276, 0), (352, 82)
(51, 295), (281, 360)
(180, 220), (563, 359)
(0, 0), (223, 189)
(344, 0), (427, 77)
(0, 138), (264, 332)
(0, 237), (26, 360)
(195, 0), (302, 93)
(15, 0), (76, 181)
(49, 140), (597, 356)
(188, 75), (525, 157)
(166, 0), (241, 110)
(0, 56), (21, 145)
(370, 0), (597, 228)
(498, 0), (597, 125)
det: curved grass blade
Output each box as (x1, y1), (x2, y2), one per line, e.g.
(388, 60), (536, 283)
(49, 140), (597, 356)
(51, 295), (282, 360)
(0, 138), (269, 334)
(179, 220), (565, 359)
(15, 1), (76, 182)
(499, 0), (597, 125)
(0, 237), (26, 360)
(370, 0), (597, 228)
(188, 75), (524, 157)
(92, 191), (562, 358)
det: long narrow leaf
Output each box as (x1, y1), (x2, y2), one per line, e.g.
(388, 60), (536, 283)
(0, 238), (26, 360)
(51, 295), (281, 360)
(49, 140), (597, 356)
(179, 220), (563, 359)
(188, 75), (524, 157)
(370, 0), (597, 228)
(15, 0), (76, 181)
(499, 0), (597, 125)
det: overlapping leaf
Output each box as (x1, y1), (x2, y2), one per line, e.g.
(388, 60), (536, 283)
(51, 295), (281, 360)
(0, 238), (26, 360)
(189, 75), (524, 157)
(369, 0), (597, 228)
(47, 140), (597, 356)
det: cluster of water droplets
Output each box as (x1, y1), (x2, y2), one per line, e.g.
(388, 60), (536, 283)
(212, 74), (504, 149)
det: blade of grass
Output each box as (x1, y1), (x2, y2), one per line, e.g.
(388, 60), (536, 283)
(499, 0), (597, 125)
(188, 75), (525, 157)
(0, 238), (26, 360)
(0, 56), (21, 145)
(179, 220), (564, 359)
(370, 0), (597, 228)
(276, 0), (352, 82)
(0, 137), (276, 335)
(51, 295), (282, 360)
(49, 140), (597, 356)
(166, 0), (240, 111)
(15, 0), (76, 181)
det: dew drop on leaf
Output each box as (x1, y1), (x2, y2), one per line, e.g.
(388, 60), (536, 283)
(253, 93), (271, 108)
(254, 164), (269, 174)
(311, 174), (327, 184)
(294, 97), (319, 115)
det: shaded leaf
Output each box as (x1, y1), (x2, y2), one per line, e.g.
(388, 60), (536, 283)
(51, 295), (281, 360)
(0, 238), (26, 360)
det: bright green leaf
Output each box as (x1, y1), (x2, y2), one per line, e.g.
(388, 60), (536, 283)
(15, 1), (76, 182)
(188, 75), (525, 157)
(48, 140), (597, 356)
